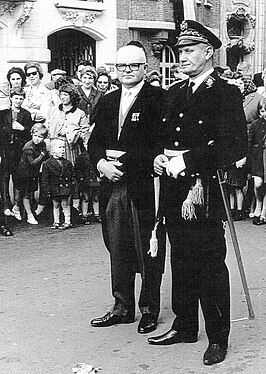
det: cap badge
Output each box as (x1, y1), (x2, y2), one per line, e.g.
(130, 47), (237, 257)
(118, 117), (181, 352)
(180, 21), (188, 32)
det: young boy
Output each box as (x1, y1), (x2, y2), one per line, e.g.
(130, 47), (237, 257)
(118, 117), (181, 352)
(0, 86), (32, 216)
(42, 138), (75, 229)
(74, 142), (100, 225)
(12, 123), (48, 224)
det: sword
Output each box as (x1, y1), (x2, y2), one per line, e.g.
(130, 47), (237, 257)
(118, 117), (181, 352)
(217, 169), (255, 320)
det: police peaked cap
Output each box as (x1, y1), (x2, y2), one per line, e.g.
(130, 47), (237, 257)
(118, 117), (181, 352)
(176, 20), (222, 49)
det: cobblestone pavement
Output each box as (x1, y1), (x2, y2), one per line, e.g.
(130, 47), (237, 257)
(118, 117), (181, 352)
(0, 215), (266, 374)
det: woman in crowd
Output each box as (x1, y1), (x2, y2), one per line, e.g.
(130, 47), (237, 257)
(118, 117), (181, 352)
(241, 74), (263, 219)
(224, 71), (248, 220)
(7, 67), (27, 89)
(48, 83), (89, 212)
(22, 62), (51, 123)
(247, 97), (266, 225)
(77, 66), (102, 124)
(50, 76), (74, 108)
(96, 72), (113, 95)
(48, 83), (89, 164)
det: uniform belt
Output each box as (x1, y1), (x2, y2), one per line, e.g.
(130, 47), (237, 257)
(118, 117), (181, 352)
(164, 148), (189, 158)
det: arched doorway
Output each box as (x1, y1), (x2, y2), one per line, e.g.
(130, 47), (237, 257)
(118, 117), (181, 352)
(48, 29), (96, 75)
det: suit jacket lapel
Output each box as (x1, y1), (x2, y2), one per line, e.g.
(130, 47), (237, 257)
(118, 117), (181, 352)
(118, 84), (146, 139)
(50, 157), (62, 174)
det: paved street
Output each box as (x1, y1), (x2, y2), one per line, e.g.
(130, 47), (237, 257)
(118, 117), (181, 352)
(0, 215), (266, 374)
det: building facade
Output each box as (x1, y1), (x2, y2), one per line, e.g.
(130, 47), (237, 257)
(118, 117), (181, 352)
(0, 0), (265, 87)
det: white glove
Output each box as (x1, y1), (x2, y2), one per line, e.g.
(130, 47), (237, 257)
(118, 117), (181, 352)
(235, 157), (246, 168)
(165, 155), (186, 178)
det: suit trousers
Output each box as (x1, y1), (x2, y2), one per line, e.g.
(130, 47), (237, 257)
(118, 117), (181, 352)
(101, 182), (163, 319)
(166, 218), (230, 347)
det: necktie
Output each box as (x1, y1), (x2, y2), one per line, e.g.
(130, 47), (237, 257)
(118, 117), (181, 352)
(121, 90), (132, 116)
(118, 90), (132, 139)
(186, 81), (195, 100)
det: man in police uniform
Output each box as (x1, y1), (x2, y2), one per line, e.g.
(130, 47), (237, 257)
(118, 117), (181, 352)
(148, 20), (247, 365)
(89, 44), (166, 334)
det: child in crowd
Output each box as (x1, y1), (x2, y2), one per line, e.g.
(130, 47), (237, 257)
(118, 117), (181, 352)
(12, 123), (48, 224)
(74, 142), (99, 224)
(0, 87), (32, 216)
(42, 138), (75, 229)
(247, 97), (266, 225)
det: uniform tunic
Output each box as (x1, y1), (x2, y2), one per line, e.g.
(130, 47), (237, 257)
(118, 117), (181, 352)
(159, 71), (247, 346)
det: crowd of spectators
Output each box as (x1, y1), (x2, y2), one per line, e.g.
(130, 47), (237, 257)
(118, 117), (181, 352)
(1, 59), (266, 236)
(0, 61), (119, 236)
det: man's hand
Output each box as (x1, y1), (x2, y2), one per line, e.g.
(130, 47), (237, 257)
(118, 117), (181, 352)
(12, 121), (25, 131)
(154, 154), (168, 175)
(235, 157), (246, 168)
(165, 156), (186, 178)
(99, 160), (124, 182)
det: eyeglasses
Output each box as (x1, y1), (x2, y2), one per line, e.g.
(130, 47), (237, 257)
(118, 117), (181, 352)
(115, 63), (145, 72)
(26, 71), (38, 77)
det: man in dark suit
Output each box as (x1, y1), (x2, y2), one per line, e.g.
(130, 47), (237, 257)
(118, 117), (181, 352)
(148, 20), (248, 366)
(89, 44), (166, 334)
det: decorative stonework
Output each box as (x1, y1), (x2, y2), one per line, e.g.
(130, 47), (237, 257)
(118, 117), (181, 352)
(225, 6), (255, 55)
(195, 0), (213, 8)
(0, 2), (19, 17)
(59, 9), (100, 27)
(15, 1), (35, 29)
(226, 6), (255, 28)
(151, 41), (164, 57)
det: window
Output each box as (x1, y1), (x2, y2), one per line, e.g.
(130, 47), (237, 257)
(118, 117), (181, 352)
(160, 45), (176, 88)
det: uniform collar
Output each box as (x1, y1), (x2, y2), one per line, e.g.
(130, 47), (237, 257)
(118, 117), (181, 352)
(189, 68), (214, 92)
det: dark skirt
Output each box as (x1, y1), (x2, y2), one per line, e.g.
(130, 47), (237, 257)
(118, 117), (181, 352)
(225, 165), (247, 188)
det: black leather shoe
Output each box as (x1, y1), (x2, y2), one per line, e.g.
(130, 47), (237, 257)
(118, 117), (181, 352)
(91, 311), (135, 327)
(148, 329), (197, 345)
(0, 225), (13, 237)
(138, 313), (157, 334)
(203, 343), (227, 365)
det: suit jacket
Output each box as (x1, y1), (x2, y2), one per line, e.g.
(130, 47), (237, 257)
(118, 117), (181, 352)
(89, 82), (165, 212)
(243, 91), (262, 129)
(247, 117), (266, 178)
(77, 86), (102, 124)
(42, 156), (75, 197)
(160, 71), (248, 221)
(0, 107), (32, 154)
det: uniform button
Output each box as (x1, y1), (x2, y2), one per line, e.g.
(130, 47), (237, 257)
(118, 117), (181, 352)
(212, 175), (216, 179)
(176, 127), (181, 132)
(179, 113), (183, 118)
(196, 173), (199, 176)
(60, 184), (63, 187)
(180, 171), (185, 177)
(191, 174), (195, 177)
(174, 141), (179, 147)
(162, 118), (166, 122)
(66, 184), (68, 186)
(199, 120), (203, 124)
